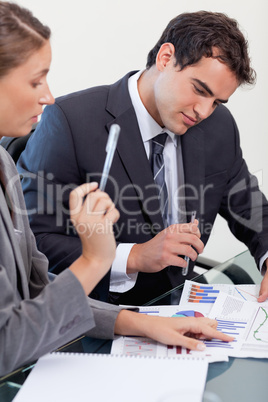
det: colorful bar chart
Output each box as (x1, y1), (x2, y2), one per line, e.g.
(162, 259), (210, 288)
(204, 319), (247, 349)
(138, 307), (160, 316)
(188, 284), (220, 303)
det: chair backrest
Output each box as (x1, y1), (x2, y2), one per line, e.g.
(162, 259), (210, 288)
(0, 126), (35, 163)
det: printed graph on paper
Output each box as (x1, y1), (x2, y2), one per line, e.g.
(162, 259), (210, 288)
(180, 281), (260, 311)
(242, 306), (268, 353)
(187, 284), (220, 303)
(122, 337), (159, 356)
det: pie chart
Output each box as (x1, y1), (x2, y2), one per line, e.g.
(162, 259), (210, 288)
(172, 310), (204, 318)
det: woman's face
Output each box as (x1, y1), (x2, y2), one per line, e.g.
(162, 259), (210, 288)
(0, 40), (54, 138)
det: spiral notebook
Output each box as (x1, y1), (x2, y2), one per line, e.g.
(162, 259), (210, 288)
(14, 352), (208, 402)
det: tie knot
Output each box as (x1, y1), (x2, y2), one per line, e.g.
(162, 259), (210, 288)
(152, 133), (168, 154)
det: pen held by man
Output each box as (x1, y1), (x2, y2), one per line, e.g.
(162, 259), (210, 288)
(182, 211), (197, 276)
(127, 219), (203, 275)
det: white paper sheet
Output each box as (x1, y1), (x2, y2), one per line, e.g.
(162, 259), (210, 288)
(14, 352), (208, 402)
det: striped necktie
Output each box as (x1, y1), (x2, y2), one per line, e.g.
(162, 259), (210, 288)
(151, 133), (169, 227)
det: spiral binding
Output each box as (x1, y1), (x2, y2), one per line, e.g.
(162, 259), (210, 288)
(52, 352), (204, 361)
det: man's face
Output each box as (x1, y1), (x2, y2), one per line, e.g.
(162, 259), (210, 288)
(149, 53), (238, 135)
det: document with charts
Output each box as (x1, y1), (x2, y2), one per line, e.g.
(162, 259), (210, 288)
(206, 291), (268, 358)
(113, 281), (268, 360)
(178, 280), (268, 357)
(112, 303), (228, 362)
(179, 280), (261, 316)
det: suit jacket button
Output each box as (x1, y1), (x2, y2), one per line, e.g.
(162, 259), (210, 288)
(73, 315), (81, 325)
(67, 321), (73, 330)
(59, 326), (67, 335)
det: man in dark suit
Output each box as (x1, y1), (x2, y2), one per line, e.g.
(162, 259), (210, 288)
(18, 11), (268, 305)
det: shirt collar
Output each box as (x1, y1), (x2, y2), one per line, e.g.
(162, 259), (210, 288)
(128, 70), (177, 147)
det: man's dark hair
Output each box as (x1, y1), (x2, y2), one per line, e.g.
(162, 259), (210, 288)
(146, 11), (256, 85)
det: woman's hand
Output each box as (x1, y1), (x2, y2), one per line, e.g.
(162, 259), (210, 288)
(69, 182), (119, 295)
(115, 311), (234, 351)
(143, 315), (233, 351)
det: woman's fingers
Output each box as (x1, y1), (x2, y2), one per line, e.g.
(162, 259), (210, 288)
(69, 182), (99, 215)
(173, 317), (234, 351)
(70, 183), (119, 220)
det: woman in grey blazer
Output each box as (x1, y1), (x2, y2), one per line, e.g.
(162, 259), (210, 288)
(0, 2), (232, 377)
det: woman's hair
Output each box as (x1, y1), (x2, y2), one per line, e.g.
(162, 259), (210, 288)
(0, 1), (51, 77)
(146, 11), (256, 86)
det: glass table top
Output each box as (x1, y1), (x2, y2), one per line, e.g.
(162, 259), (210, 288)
(146, 249), (263, 306)
(1, 250), (267, 401)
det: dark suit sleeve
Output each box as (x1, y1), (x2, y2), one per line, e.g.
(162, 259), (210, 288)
(217, 114), (268, 266)
(17, 103), (110, 301)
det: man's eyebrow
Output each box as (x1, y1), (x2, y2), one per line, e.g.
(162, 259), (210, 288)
(192, 78), (228, 104)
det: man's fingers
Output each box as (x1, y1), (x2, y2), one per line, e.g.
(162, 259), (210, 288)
(168, 222), (201, 238)
(258, 291), (268, 303)
(258, 270), (268, 302)
(164, 229), (204, 255)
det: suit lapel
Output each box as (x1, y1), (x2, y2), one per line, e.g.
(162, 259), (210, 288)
(105, 72), (165, 230)
(181, 125), (205, 222)
(107, 110), (164, 230)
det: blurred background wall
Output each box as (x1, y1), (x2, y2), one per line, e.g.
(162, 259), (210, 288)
(15, 0), (268, 263)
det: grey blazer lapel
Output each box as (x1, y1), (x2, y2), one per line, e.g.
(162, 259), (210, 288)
(181, 125), (205, 222)
(0, 184), (29, 298)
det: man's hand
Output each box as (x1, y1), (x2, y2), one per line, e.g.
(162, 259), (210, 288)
(258, 259), (268, 302)
(127, 220), (204, 274)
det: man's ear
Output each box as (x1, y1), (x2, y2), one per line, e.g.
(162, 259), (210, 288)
(156, 43), (175, 71)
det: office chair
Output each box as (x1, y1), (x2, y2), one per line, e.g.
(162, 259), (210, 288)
(0, 124), (36, 163)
